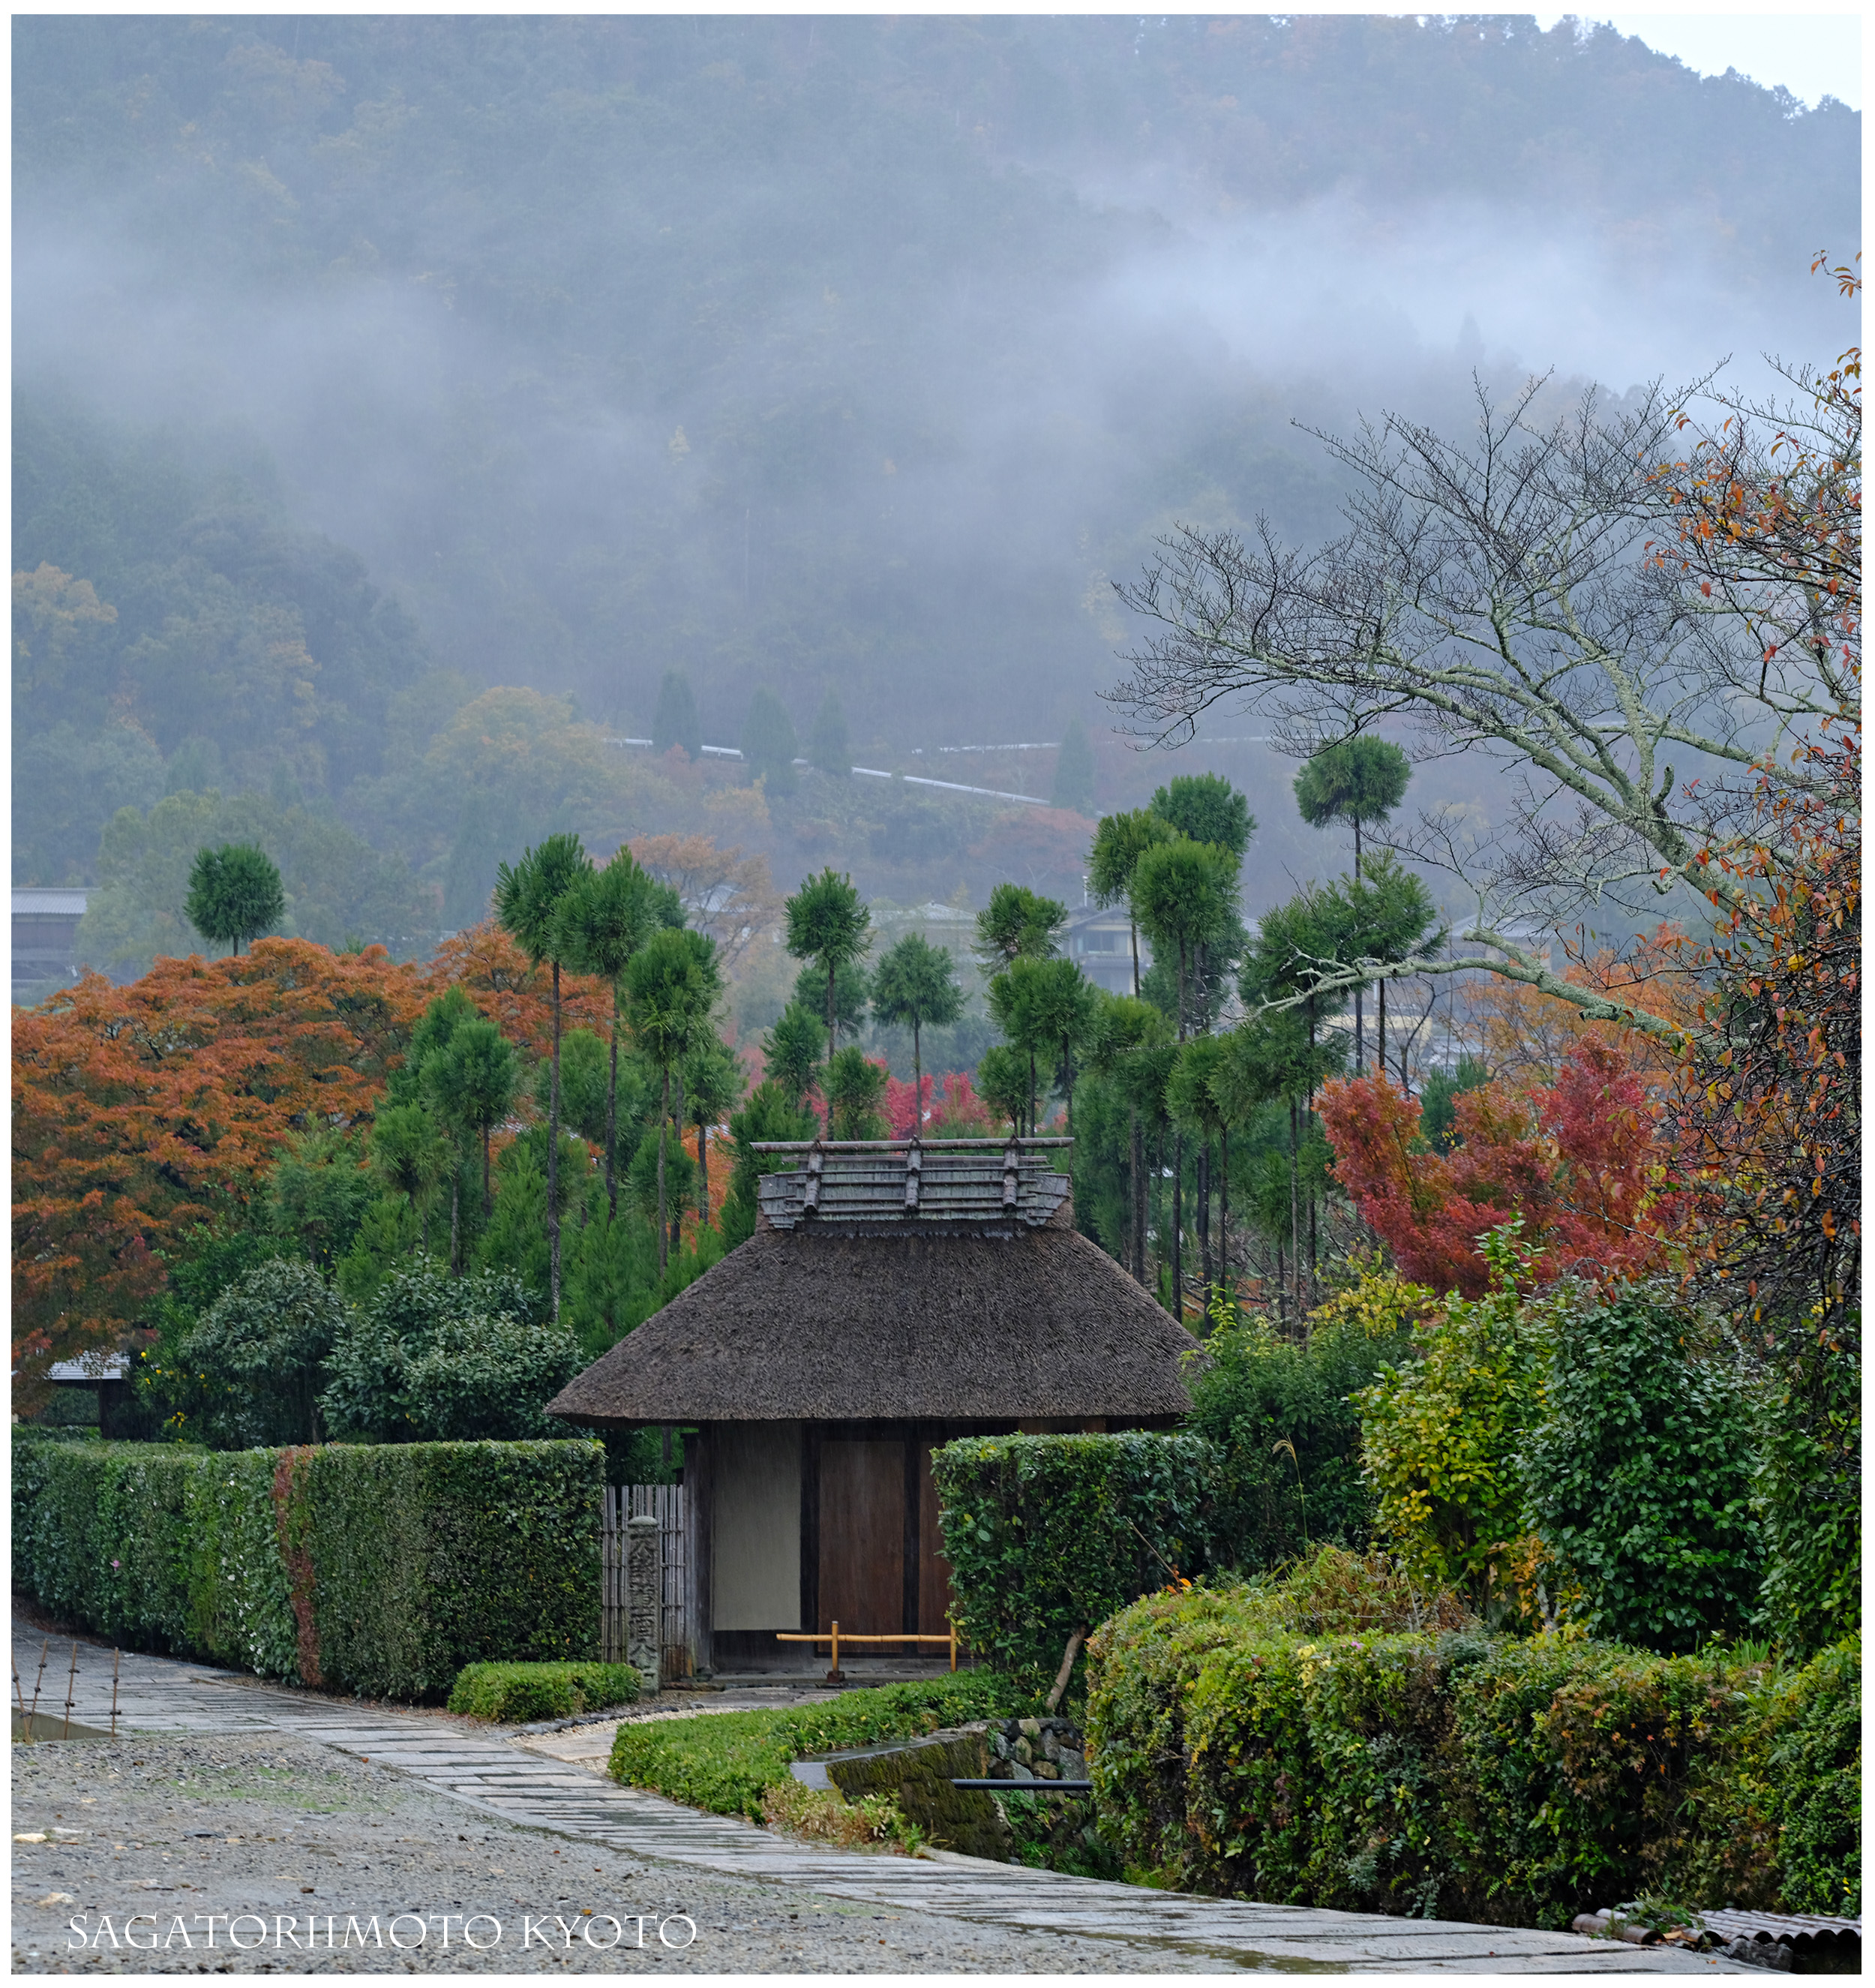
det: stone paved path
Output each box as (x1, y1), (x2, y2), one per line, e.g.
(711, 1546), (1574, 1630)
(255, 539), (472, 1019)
(11, 1629), (1744, 1974)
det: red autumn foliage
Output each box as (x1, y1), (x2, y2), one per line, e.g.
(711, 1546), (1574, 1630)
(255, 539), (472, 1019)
(1317, 1038), (1675, 1298)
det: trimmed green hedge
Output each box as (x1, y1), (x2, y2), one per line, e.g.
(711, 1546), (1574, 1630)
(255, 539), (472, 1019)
(608, 1671), (1018, 1821)
(931, 1432), (1217, 1678)
(11, 1436), (603, 1703)
(1088, 1569), (1861, 1923)
(449, 1661), (640, 1722)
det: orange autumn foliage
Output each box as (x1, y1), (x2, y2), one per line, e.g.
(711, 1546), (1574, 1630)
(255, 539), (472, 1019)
(12, 920), (623, 1383)
(14, 941), (428, 1377)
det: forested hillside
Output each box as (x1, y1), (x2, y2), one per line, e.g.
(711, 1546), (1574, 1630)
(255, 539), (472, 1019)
(13, 16), (1858, 938)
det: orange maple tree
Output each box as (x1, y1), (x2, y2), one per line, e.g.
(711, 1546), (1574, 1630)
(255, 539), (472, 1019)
(12, 920), (626, 1389)
(14, 941), (427, 1381)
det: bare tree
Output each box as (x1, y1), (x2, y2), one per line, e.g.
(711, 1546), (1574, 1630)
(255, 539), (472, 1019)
(1108, 367), (1858, 1042)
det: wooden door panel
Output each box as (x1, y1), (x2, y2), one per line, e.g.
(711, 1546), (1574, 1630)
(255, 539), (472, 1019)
(818, 1440), (904, 1635)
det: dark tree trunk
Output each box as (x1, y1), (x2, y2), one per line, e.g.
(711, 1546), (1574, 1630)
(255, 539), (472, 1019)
(698, 1120), (709, 1221)
(656, 1066), (670, 1275)
(1288, 1095), (1301, 1323)
(548, 960), (563, 1321)
(1196, 1140), (1212, 1292)
(605, 987), (620, 1218)
(1353, 815), (1364, 1072)
(1218, 1127), (1229, 1302)
(1171, 1128), (1184, 1323)
(1129, 1108), (1147, 1284)
(449, 1168), (460, 1278)
(1377, 974), (1386, 1078)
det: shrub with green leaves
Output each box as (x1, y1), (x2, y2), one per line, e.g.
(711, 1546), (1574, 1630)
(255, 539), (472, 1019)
(448, 1660), (640, 1722)
(1186, 1268), (1424, 1569)
(1086, 1560), (1858, 1924)
(13, 1434), (604, 1702)
(175, 1257), (352, 1448)
(931, 1432), (1219, 1683)
(1519, 1288), (1760, 1652)
(608, 1671), (1016, 1821)
(320, 1255), (577, 1443)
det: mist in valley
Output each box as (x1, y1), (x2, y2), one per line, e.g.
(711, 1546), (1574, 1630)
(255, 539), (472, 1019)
(13, 14), (1860, 992)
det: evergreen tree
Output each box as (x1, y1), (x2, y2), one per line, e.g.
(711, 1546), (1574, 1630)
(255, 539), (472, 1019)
(807, 686), (850, 776)
(1051, 716), (1096, 812)
(741, 686), (800, 794)
(1295, 737), (1413, 1066)
(652, 668), (702, 758)
(1088, 992), (1168, 1284)
(494, 831), (594, 1319)
(976, 1044), (1030, 1137)
(973, 881), (1066, 971)
(824, 1045), (889, 1138)
(784, 867), (871, 1054)
(1088, 807), (1176, 996)
(1130, 838), (1240, 1041)
(554, 850), (672, 1215)
(869, 932), (963, 1107)
(428, 1017), (520, 1240)
(1293, 735), (1411, 872)
(763, 1001), (827, 1109)
(791, 959), (869, 1047)
(722, 1080), (820, 1245)
(680, 1035), (745, 1220)
(184, 841), (284, 954)
(626, 926), (720, 1272)
(1150, 773), (1256, 856)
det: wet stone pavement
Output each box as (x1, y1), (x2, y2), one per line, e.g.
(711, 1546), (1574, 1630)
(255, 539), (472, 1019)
(10, 1628), (1749, 1974)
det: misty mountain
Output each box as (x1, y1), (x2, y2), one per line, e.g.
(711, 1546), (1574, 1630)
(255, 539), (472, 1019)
(13, 15), (1858, 911)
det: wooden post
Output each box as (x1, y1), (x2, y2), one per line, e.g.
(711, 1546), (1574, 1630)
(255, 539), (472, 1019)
(111, 1650), (121, 1738)
(63, 1641), (78, 1738)
(949, 1620), (957, 1673)
(30, 1639), (48, 1725)
(828, 1620), (841, 1683)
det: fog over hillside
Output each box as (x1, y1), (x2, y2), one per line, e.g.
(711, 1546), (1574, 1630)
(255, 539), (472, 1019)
(12, 14), (1859, 943)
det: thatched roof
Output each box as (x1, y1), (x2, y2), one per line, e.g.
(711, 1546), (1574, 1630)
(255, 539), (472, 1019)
(544, 1222), (1201, 1425)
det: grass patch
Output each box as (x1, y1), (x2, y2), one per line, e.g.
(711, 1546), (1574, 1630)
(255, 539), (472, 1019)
(608, 1671), (1022, 1821)
(448, 1660), (640, 1722)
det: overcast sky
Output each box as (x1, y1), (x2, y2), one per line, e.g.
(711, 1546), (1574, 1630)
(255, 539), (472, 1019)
(1534, 11), (1862, 109)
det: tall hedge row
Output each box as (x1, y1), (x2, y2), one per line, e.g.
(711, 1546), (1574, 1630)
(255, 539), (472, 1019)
(932, 1432), (1217, 1676)
(11, 1434), (603, 1702)
(1088, 1578), (1860, 1924)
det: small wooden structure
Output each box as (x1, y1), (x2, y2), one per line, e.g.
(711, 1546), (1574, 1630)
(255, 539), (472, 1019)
(548, 1138), (1197, 1674)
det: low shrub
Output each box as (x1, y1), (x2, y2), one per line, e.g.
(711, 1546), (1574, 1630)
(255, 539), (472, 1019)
(931, 1432), (1219, 1682)
(448, 1661), (640, 1723)
(760, 1777), (922, 1854)
(12, 1435), (604, 1702)
(608, 1671), (1018, 1821)
(1087, 1560), (1860, 1924)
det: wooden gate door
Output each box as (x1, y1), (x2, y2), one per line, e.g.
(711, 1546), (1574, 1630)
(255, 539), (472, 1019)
(816, 1440), (904, 1635)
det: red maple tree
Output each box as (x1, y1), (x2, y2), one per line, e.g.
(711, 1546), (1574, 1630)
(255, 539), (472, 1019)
(1318, 1038), (1676, 1298)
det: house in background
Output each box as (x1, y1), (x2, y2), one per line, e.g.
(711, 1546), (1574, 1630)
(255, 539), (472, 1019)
(14, 887), (91, 999)
(548, 1139), (1196, 1674)
(1064, 902), (1148, 996)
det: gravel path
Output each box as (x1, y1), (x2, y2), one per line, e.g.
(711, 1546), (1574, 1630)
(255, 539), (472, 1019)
(11, 1731), (1207, 1974)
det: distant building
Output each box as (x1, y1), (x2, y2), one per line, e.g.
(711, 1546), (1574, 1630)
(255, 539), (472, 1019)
(1064, 903), (1148, 996)
(13, 887), (90, 999)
